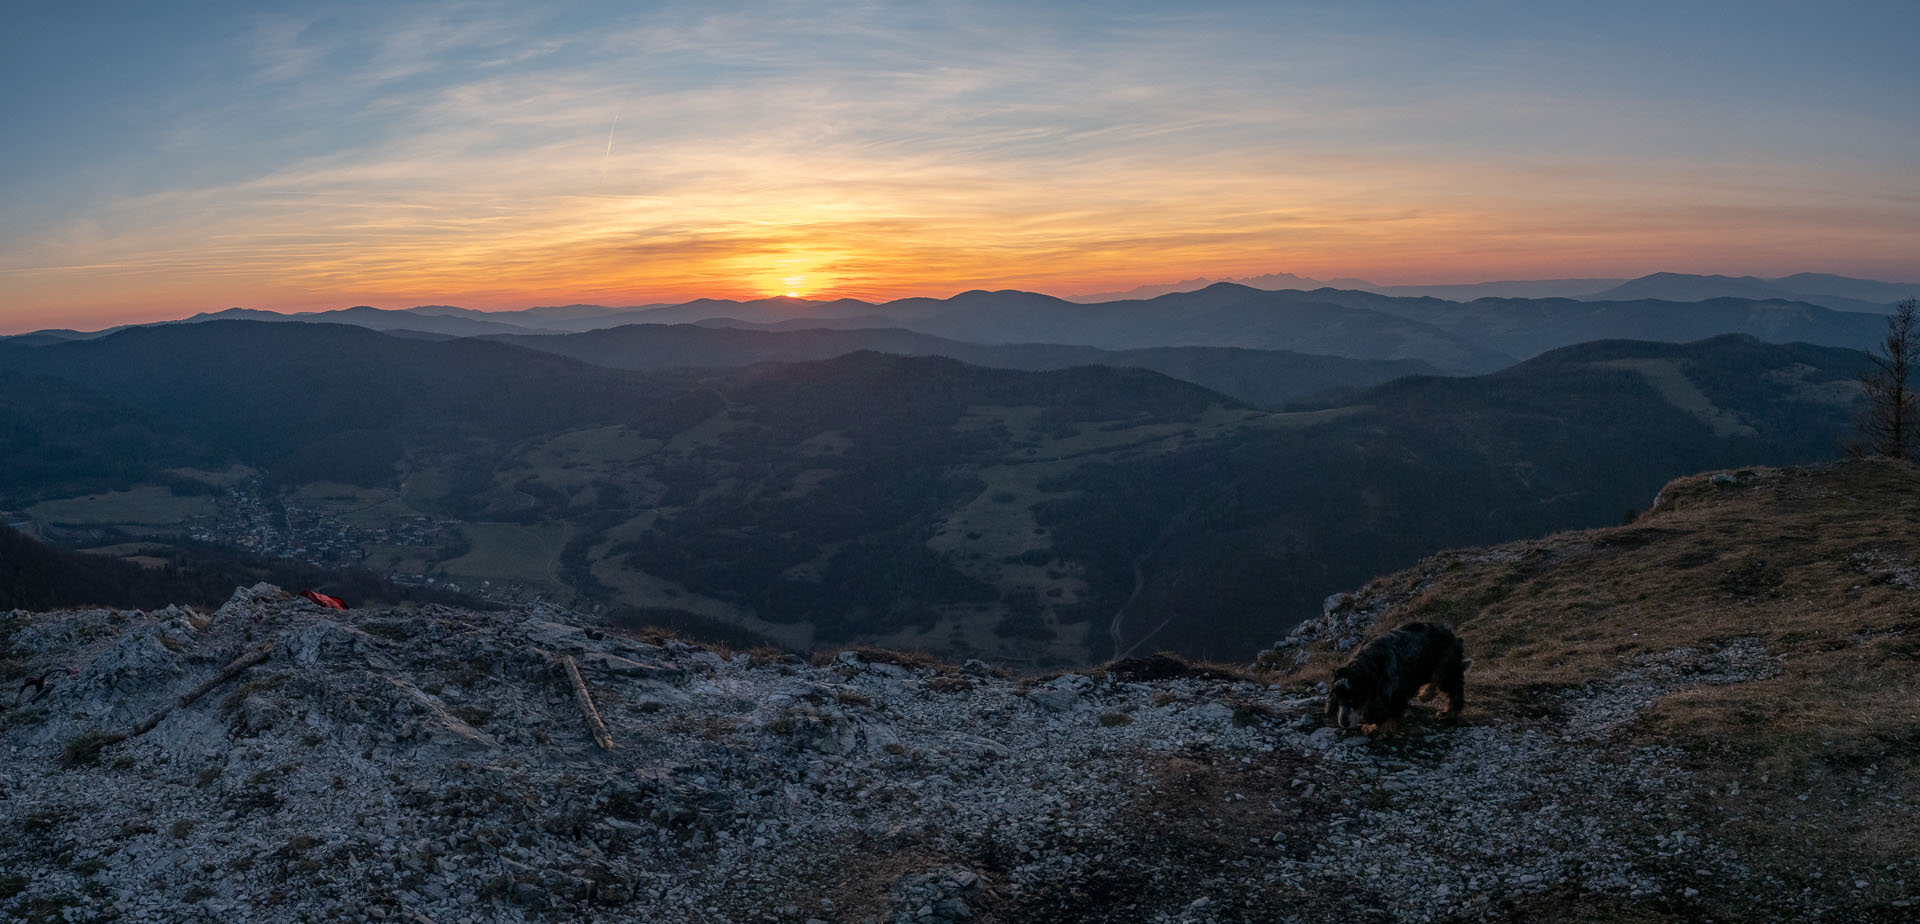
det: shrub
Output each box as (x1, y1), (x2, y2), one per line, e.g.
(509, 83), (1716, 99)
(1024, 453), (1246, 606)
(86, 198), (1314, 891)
(60, 732), (117, 768)
(22, 810), (65, 834)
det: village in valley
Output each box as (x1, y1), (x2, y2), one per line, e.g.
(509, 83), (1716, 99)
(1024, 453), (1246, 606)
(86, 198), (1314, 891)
(5, 471), (546, 604)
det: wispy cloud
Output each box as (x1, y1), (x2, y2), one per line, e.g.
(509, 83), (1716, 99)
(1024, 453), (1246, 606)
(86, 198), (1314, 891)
(4, 0), (1918, 330)
(249, 16), (329, 83)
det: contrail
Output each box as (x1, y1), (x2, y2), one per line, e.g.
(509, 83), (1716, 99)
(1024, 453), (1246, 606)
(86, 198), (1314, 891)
(598, 105), (621, 192)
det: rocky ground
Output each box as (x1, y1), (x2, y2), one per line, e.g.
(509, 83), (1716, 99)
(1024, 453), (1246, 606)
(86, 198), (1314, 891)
(5, 561), (1907, 922)
(11, 468), (1920, 922)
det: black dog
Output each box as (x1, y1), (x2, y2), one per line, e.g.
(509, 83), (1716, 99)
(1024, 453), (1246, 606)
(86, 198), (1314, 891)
(1324, 622), (1467, 734)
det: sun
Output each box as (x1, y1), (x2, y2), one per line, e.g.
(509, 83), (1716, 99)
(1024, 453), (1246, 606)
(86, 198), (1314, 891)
(779, 275), (811, 299)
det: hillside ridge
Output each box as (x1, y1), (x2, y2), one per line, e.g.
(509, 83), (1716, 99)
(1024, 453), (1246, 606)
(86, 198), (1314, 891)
(0, 328), (1871, 664)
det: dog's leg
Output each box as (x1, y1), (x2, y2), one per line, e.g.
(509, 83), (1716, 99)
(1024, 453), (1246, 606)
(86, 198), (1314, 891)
(1437, 652), (1467, 722)
(1417, 683), (1439, 702)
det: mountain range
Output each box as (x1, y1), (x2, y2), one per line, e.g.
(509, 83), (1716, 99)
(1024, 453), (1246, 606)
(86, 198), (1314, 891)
(0, 319), (1869, 662)
(1068, 270), (1920, 307)
(10, 272), (1912, 380)
(483, 323), (1437, 409)
(556, 283), (1893, 376)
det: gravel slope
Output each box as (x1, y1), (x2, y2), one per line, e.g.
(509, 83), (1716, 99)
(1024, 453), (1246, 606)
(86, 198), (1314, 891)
(6, 571), (1898, 923)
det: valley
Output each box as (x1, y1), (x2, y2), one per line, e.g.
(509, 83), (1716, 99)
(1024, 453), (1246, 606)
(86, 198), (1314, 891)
(0, 313), (1872, 664)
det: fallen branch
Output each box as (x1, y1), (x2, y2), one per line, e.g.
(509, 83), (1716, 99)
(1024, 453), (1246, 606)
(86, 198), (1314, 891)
(129, 642), (276, 737)
(562, 655), (615, 751)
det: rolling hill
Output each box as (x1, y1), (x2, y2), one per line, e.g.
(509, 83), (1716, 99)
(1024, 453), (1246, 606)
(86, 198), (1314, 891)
(0, 370), (212, 505)
(0, 321), (707, 485)
(0, 323), (1871, 663)
(487, 323), (1439, 408)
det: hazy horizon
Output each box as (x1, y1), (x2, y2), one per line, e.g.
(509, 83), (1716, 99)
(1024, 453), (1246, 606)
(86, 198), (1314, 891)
(10, 266), (1920, 337)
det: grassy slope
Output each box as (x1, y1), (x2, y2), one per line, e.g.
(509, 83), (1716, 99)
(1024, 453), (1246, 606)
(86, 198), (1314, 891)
(1270, 458), (1920, 913)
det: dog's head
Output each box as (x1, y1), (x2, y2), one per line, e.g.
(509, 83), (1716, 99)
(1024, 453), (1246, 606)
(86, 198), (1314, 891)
(1324, 665), (1383, 728)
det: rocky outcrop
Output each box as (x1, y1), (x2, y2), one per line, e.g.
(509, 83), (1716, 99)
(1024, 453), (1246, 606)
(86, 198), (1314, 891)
(0, 580), (1905, 922)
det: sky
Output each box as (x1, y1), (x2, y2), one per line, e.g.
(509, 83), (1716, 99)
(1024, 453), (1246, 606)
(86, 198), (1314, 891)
(3, 0), (1918, 332)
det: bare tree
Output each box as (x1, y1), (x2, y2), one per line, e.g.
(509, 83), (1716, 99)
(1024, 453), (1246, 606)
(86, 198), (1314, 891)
(1856, 298), (1919, 460)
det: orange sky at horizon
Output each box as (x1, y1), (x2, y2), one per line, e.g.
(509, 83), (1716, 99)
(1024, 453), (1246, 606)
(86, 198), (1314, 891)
(11, 144), (1914, 334)
(9, 138), (1917, 334)
(5, 2), (1918, 335)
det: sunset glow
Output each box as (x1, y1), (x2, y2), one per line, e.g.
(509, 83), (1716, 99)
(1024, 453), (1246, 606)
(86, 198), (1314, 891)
(3, 1), (1918, 332)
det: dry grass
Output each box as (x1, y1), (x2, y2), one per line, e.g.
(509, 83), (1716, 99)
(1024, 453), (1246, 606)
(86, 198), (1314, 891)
(746, 645), (800, 667)
(923, 675), (975, 693)
(809, 646), (946, 671)
(1098, 652), (1261, 684)
(600, 623), (734, 659)
(1274, 459), (1920, 896)
(59, 731), (119, 768)
(1281, 461), (1920, 736)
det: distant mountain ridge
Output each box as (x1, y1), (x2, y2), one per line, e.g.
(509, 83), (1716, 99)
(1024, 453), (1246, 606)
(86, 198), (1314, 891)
(179, 306), (558, 338)
(10, 271), (1912, 374)
(1068, 271), (1371, 301)
(1581, 272), (1919, 312)
(810, 283), (1888, 372)
(1069, 273), (1630, 302)
(682, 284), (1517, 371)
(1070, 270), (1918, 307)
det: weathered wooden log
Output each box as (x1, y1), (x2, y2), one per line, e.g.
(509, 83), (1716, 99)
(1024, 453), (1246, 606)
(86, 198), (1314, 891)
(129, 642), (276, 737)
(562, 655), (615, 751)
